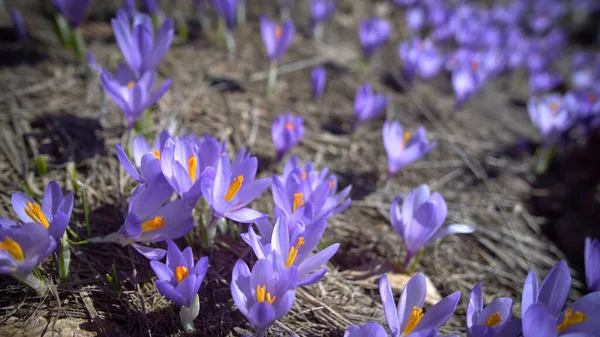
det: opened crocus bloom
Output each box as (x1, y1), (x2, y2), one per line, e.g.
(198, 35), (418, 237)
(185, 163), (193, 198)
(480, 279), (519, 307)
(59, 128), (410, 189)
(379, 273), (461, 337)
(116, 130), (172, 184)
(101, 64), (171, 129)
(10, 181), (74, 242)
(0, 222), (56, 275)
(527, 94), (575, 144)
(201, 153), (270, 223)
(242, 216), (339, 286)
(150, 240), (209, 307)
(521, 260), (600, 337)
(398, 38), (445, 82)
(354, 84), (390, 124)
(272, 113), (305, 161)
(466, 283), (522, 337)
(260, 16), (295, 62)
(231, 251), (298, 337)
(383, 120), (436, 176)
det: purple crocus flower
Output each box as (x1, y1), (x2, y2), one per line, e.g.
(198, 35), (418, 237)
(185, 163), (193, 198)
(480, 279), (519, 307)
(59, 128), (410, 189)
(52, 0), (92, 27)
(564, 90), (600, 128)
(398, 39), (445, 81)
(111, 10), (174, 78)
(390, 185), (474, 266)
(231, 251), (298, 337)
(529, 71), (563, 95)
(521, 261), (600, 337)
(344, 323), (388, 337)
(201, 153), (271, 223)
(101, 64), (171, 128)
(10, 8), (26, 40)
(116, 130), (172, 184)
(379, 273), (461, 337)
(467, 283), (522, 337)
(113, 183), (194, 259)
(272, 113), (305, 161)
(527, 94), (575, 143)
(243, 216), (339, 286)
(359, 18), (391, 59)
(406, 6), (426, 33)
(261, 17), (295, 62)
(123, 0), (138, 19)
(0, 222), (56, 274)
(311, 66), (326, 101)
(585, 237), (600, 292)
(142, 0), (160, 14)
(160, 138), (207, 204)
(150, 240), (209, 307)
(383, 120), (436, 176)
(211, 0), (238, 30)
(452, 62), (482, 108)
(10, 181), (74, 242)
(310, 0), (337, 24)
(354, 84), (389, 124)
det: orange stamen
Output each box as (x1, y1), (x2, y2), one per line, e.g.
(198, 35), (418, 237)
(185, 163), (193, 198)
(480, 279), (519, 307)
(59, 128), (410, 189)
(256, 285), (276, 305)
(188, 155), (197, 182)
(292, 193), (304, 212)
(284, 123), (295, 130)
(127, 81), (135, 89)
(401, 132), (412, 150)
(175, 266), (188, 284)
(225, 175), (244, 202)
(0, 237), (24, 262)
(24, 202), (50, 229)
(403, 306), (424, 335)
(285, 237), (305, 267)
(141, 216), (166, 233)
(152, 150), (161, 160)
(275, 25), (282, 40)
(485, 312), (502, 327)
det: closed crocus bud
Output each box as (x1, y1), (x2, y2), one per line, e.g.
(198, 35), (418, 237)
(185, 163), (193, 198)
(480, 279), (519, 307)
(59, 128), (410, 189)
(10, 8), (27, 40)
(311, 66), (326, 101)
(310, 0), (337, 24)
(52, 0), (92, 27)
(359, 18), (391, 60)
(272, 113), (305, 161)
(354, 84), (389, 124)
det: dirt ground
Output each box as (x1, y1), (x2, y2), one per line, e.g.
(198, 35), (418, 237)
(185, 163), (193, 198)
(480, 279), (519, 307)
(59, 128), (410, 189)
(0, 0), (596, 336)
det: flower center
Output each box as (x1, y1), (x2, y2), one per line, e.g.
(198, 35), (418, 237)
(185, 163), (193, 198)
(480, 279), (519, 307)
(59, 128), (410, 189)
(471, 62), (479, 72)
(188, 155), (197, 182)
(292, 193), (304, 212)
(275, 25), (282, 40)
(401, 132), (412, 150)
(285, 237), (305, 267)
(24, 202), (50, 229)
(141, 216), (166, 233)
(557, 308), (588, 333)
(301, 171), (307, 181)
(152, 150), (161, 160)
(175, 266), (188, 284)
(127, 81), (135, 89)
(225, 175), (244, 202)
(284, 123), (295, 130)
(402, 306), (424, 335)
(0, 237), (24, 262)
(550, 102), (559, 117)
(485, 312), (502, 327)
(256, 285), (276, 305)
(328, 180), (335, 189)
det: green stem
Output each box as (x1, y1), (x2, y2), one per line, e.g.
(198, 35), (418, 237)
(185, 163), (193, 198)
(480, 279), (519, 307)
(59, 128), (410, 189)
(72, 28), (86, 64)
(236, 0), (246, 26)
(13, 271), (48, 295)
(224, 30), (236, 56)
(58, 232), (70, 281)
(54, 14), (71, 48)
(407, 248), (424, 273)
(266, 61), (278, 97)
(534, 145), (554, 175)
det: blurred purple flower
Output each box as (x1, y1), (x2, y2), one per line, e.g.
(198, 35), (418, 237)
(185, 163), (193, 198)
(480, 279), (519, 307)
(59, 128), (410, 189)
(466, 283), (522, 337)
(359, 18), (391, 59)
(160, 138), (207, 204)
(201, 154), (270, 223)
(310, 0), (336, 24)
(398, 39), (445, 81)
(261, 17), (295, 62)
(116, 130), (172, 184)
(383, 120), (436, 176)
(10, 8), (26, 40)
(452, 62), (482, 108)
(528, 1), (566, 34)
(406, 7), (426, 33)
(392, 0), (417, 7)
(585, 237), (600, 292)
(142, 0), (161, 14)
(101, 64), (171, 128)
(529, 71), (563, 95)
(527, 94), (575, 143)
(390, 185), (474, 266)
(344, 323), (388, 337)
(52, 0), (92, 27)
(272, 113), (305, 161)
(123, 0), (138, 19)
(0, 222), (56, 274)
(243, 216), (339, 286)
(354, 84), (389, 124)
(379, 273), (461, 337)
(10, 181), (74, 242)
(150, 240), (209, 307)
(211, 0), (238, 30)
(231, 251), (298, 337)
(311, 66), (326, 101)
(111, 10), (174, 78)
(564, 90), (600, 126)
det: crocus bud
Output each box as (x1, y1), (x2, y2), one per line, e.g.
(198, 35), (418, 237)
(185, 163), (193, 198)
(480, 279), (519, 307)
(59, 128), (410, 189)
(311, 66), (326, 101)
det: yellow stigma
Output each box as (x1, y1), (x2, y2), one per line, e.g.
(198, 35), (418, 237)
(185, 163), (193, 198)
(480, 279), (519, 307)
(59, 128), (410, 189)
(485, 312), (502, 327)
(188, 155), (197, 182)
(0, 237), (24, 262)
(24, 202), (50, 229)
(401, 132), (412, 150)
(225, 175), (244, 202)
(301, 171), (307, 181)
(275, 25), (282, 40)
(285, 237), (305, 268)
(557, 308), (588, 333)
(256, 285), (276, 305)
(292, 193), (304, 212)
(402, 306), (424, 335)
(127, 81), (135, 89)
(175, 266), (188, 284)
(141, 216), (166, 233)
(152, 150), (161, 160)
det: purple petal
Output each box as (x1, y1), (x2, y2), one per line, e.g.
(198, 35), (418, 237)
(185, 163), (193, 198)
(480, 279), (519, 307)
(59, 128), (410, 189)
(522, 303), (557, 337)
(150, 260), (174, 283)
(225, 208), (265, 223)
(538, 260), (571, 317)
(297, 243), (338, 278)
(117, 144), (142, 182)
(415, 291), (461, 332)
(131, 243), (166, 260)
(467, 283), (483, 327)
(380, 274), (401, 337)
(427, 224), (475, 245)
(398, 273), (427, 331)
(521, 270), (539, 317)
